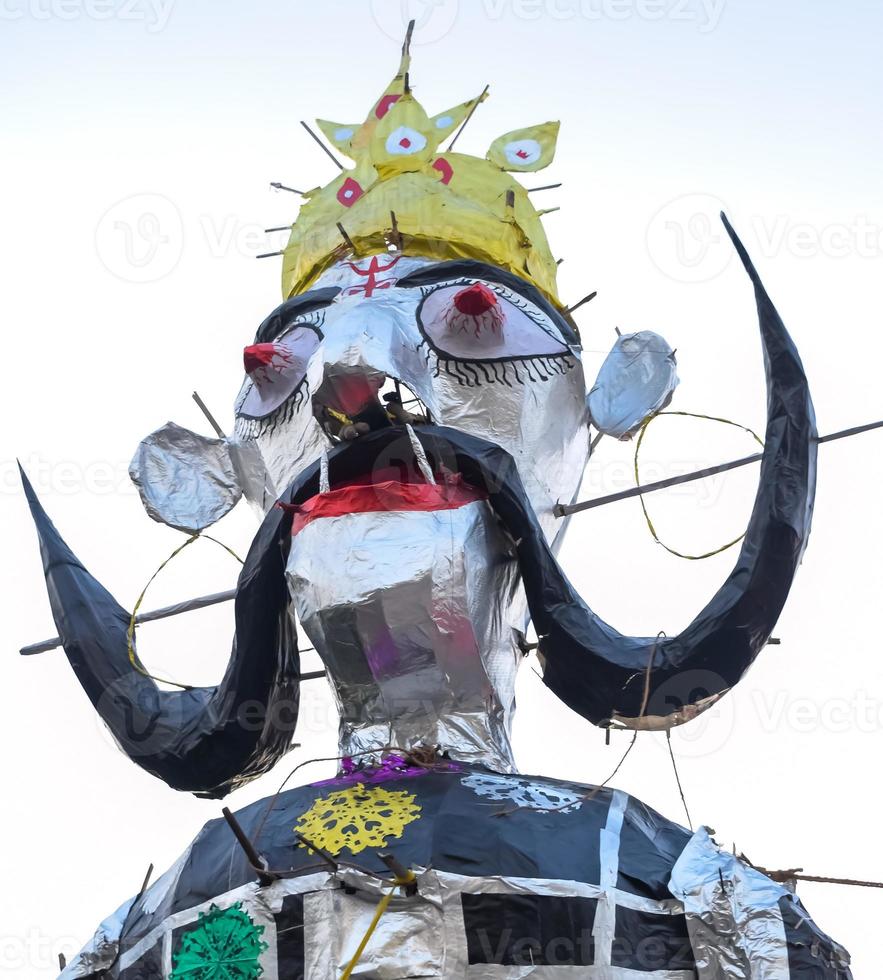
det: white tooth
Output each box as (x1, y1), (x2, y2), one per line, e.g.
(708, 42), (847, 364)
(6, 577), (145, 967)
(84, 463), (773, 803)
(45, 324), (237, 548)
(319, 450), (330, 494)
(406, 424), (436, 485)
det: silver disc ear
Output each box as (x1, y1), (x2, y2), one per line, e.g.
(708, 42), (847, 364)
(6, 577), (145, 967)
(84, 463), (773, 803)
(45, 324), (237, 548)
(587, 331), (679, 439)
(129, 422), (242, 533)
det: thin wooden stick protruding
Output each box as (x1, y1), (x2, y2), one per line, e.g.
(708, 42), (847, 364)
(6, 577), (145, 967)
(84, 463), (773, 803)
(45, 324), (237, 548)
(447, 84), (489, 150)
(256, 250), (285, 260)
(402, 18), (415, 63)
(337, 222), (356, 252)
(300, 120), (344, 171)
(269, 182), (305, 194)
(528, 183), (563, 193)
(222, 807), (277, 886)
(192, 391), (226, 438)
(264, 225), (292, 233)
(565, 291), (598, 315)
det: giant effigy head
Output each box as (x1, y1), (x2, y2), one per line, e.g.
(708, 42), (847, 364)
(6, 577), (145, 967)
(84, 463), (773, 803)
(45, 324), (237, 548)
(25, 24), (812, 801)
(229, 42), (590, 535)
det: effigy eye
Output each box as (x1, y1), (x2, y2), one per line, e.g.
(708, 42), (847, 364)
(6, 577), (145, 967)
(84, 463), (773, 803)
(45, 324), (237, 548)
(415, 279), (574, 384)
(445, 283), (505, 339)
(235, 323), (322, 420)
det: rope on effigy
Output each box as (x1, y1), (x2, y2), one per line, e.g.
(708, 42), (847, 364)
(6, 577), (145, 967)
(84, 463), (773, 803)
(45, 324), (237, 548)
(633, 410), (764, 560)
(340, 866), (418, 980)
(666, 731), (693, 831)
(126, 532), (244, 690)
(751, 867), (883, 890)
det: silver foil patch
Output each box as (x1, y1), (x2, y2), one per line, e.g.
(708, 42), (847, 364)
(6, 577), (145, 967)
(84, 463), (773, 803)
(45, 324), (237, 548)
(286, 498), (521, 771)
(588, 330), (678, 439)
(129, 422), (242, 532)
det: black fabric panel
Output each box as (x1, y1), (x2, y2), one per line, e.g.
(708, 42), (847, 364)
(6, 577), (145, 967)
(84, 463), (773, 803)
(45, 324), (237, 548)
(611, 906), (694, 971)
(117, 945), (162, 980)
(780, 895), (853, 978)
(616, 797), (692, 899)
(462, 892), (597, 966)
(126, 767), (613, 929)
(274, 893), (306, 979)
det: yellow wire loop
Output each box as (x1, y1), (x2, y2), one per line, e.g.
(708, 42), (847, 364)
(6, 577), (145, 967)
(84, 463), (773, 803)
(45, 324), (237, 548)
(633, 410), (764, 561)
(126, 532), (244, 690)
(340, 871), (417, 980)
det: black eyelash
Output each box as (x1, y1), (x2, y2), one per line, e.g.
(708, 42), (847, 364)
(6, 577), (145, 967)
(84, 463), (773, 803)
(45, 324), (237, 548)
(272, 309), (326, 343)
(417, 337), (575, 388)
(234, 375), (310, 441)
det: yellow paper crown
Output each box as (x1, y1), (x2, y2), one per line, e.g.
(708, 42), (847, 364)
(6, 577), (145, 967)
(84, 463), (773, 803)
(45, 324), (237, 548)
(281, 24), (561, 304)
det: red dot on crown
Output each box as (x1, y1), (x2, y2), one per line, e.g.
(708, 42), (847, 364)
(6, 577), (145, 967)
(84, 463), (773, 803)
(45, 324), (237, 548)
(453, 283), (498, 316)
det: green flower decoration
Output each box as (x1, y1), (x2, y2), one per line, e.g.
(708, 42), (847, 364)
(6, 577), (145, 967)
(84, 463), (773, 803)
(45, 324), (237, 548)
(171, 902), (267, 979)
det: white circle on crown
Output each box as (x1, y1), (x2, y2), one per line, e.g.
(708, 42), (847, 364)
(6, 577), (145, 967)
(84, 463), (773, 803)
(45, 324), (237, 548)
(386, 125), (428, 156)
(504, 138), (542, 167)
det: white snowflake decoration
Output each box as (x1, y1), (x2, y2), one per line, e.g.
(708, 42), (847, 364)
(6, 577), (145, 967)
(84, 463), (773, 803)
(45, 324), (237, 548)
(461, 772), (583, 814)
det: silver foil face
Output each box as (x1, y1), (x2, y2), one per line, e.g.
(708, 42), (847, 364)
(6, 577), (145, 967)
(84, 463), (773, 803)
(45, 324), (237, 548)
(238, 256), (589, 768)
(286, 498), (521, 771)
(234, 256), (590, 547)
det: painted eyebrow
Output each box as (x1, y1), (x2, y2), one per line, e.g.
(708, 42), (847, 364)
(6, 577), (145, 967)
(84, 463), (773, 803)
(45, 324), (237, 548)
(396, 260), (579, 346)
(254, 287), (341, 343)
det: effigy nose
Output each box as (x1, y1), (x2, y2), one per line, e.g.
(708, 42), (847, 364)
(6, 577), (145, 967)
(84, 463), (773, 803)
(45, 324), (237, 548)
(243, 342), (279, 375)
(453, 282), (498, 315)
(447, 283), (504, 337)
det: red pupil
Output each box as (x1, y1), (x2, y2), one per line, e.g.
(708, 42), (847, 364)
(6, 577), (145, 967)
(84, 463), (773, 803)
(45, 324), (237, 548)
(243, 343), (278, 374)
(453, 283), (498, 316)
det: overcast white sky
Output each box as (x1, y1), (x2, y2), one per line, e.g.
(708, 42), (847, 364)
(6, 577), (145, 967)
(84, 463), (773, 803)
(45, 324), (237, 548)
(2, 0), (882, 975)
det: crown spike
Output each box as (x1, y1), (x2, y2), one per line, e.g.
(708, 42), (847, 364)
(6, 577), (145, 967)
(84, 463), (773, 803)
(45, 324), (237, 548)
(398, 19), (415, 79)
(300, 120), (344, 171)
(280, 46), (561, 304)
(447, 84), (489, 150)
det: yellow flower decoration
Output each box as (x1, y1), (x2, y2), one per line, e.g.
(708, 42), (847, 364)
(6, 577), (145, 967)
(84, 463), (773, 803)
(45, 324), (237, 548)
(294, 782), (421, 856)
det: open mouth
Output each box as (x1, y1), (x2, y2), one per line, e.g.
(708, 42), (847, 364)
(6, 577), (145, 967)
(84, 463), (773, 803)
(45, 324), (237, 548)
(284, 421), (486, 534)
(311, 373), (432, 444)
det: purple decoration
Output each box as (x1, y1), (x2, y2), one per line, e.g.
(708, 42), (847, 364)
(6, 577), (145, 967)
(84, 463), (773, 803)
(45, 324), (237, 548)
(314, 754), (462, 787)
